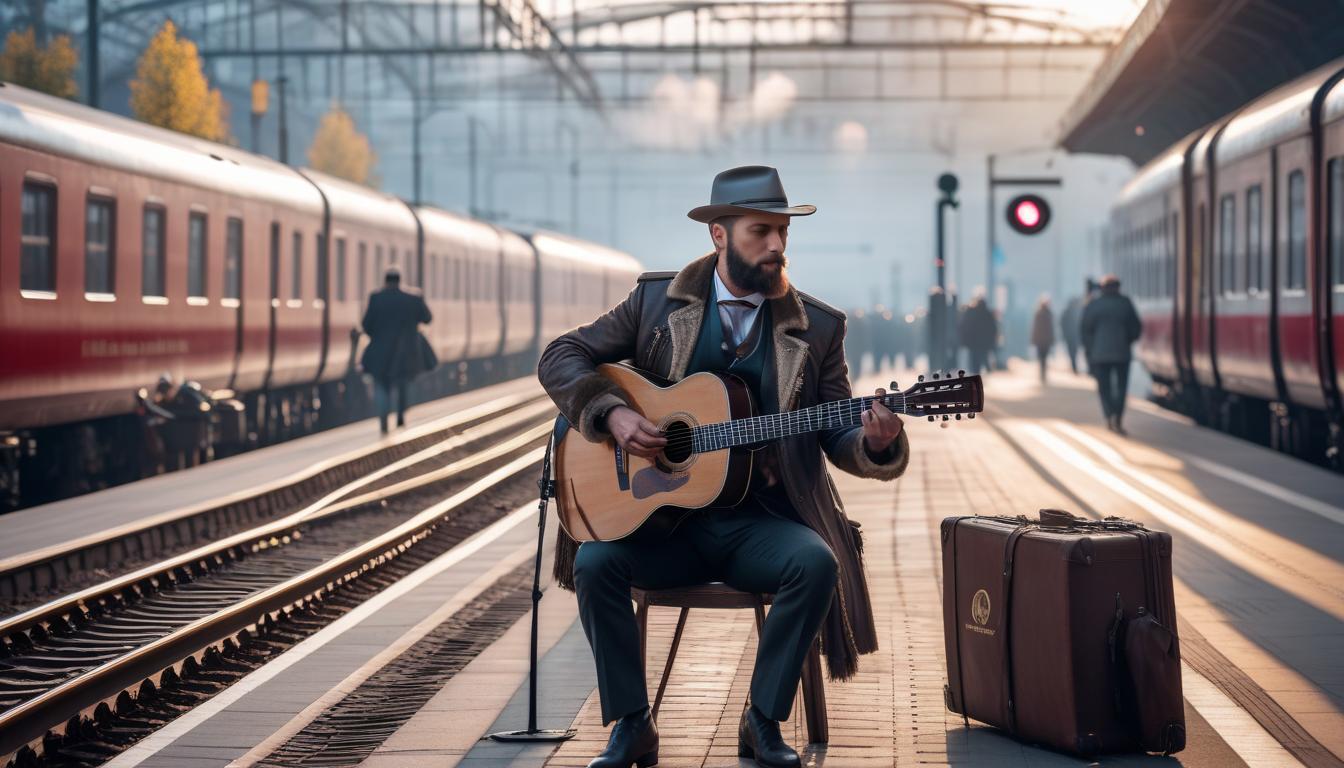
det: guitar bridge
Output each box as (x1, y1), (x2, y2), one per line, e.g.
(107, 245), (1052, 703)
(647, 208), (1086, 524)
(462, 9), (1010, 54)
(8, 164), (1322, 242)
(614, 444), (630, 491)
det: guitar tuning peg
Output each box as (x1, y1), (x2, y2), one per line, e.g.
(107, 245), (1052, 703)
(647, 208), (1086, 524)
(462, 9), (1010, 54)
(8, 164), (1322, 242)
(955, 413), (962, 420)
(958, 369), (966, 377)
(918, 374), (925, 382)
(889, 381), (898, 391)
(968, 413), (976, 419)
(942, 414), (949, 421)
(927, 415), (934, 422)
(932, 372), (940, 380)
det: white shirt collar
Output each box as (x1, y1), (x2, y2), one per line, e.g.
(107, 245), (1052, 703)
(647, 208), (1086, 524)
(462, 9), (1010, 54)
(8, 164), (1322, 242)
(712, 266), (764, 308)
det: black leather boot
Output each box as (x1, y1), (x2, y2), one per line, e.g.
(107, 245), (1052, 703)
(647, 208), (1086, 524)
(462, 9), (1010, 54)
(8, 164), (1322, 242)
(738, 705), (800, 768)
(588, 706), (658, 768)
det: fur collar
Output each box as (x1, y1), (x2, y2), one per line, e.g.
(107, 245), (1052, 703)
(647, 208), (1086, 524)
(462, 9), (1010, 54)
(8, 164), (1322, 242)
(664, 252), (811, 412)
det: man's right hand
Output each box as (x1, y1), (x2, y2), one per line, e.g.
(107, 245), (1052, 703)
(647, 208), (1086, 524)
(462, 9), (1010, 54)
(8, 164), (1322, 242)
(604, 406), (666, 459)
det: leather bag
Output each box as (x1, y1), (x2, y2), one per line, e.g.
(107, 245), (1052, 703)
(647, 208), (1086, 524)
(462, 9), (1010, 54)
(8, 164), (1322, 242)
(940, 510), (1184, 756)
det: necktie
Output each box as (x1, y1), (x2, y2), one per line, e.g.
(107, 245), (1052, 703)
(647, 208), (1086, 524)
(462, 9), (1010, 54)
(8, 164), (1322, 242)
(718, 299), (758, 353)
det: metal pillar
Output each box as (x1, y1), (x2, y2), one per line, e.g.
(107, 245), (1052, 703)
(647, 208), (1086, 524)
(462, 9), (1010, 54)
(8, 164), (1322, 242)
(86, 0), (99, 107)
(277, 75), (289, 164)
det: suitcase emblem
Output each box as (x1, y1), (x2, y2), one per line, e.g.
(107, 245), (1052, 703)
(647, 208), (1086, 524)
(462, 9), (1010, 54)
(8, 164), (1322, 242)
(971, 589), (993, 631)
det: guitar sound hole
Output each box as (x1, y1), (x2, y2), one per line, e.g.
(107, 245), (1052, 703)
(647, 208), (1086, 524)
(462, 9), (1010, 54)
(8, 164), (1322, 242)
(661, 420), (693, 464)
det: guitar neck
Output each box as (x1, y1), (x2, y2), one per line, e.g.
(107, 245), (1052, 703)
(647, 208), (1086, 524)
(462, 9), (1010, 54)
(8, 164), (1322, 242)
(690, 394), (907, 453)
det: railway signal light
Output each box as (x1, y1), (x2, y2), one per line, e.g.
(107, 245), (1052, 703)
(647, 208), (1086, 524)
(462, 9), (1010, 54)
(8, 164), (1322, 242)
(1006, 193), (1051, 235)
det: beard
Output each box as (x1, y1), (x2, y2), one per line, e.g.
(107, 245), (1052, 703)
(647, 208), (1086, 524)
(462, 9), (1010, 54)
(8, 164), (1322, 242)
(725, 238), (788, 296)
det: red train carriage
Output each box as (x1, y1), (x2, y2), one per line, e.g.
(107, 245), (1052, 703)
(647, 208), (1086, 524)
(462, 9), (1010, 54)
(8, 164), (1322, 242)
(0, 82), (325, 436)
(1108, 58), (1344, 464)
(0, 82), (642, 508)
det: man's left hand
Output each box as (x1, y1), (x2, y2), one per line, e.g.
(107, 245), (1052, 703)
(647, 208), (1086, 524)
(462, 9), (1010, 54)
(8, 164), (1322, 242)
(861, 387), (904, 453)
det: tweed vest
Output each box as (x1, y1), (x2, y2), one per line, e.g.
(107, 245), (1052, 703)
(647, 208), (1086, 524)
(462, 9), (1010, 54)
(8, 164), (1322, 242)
(685, 286), (796, 513)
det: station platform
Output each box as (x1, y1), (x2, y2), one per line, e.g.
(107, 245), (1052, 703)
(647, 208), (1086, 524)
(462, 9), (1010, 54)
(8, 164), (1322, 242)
(0, 376), (539, 566)
(82, 361), (1344, 767)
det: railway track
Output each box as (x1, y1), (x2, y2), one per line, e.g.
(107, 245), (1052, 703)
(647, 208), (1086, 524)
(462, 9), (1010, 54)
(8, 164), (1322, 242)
(0, 398), (557, 766)
(0, 388), (550, 610)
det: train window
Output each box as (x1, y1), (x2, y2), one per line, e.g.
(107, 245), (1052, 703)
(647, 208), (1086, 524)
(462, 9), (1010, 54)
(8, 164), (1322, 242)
(269, 222), (281, 301)
(1170, 212), (1179, 299)
(291, 231), (303, 301)
(142, 206), (166, 299)
(223, 217), (242, 301)
(1329, 158), (1344, 288)
(316, 232), (327, 302)
(1286, 170), (1306, 291)
(20, 182), (56, 295)
(187, 211), (208, 299)
(84, 197), (115, 297)
(1219, 195), (1236, 296)
(1246, 186), (1262, 295)
(335, 238), (347, 302)
(1196, 204), (1206, 300)
(357, 242), (368, 301)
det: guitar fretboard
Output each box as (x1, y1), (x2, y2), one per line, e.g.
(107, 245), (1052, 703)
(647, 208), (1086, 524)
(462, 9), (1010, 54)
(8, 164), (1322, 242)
(690, 394), (907, 453)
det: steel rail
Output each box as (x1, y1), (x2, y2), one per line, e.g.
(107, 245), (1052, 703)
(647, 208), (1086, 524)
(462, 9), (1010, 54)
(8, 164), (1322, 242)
(0, 438), (548, 762)
(0, 386), (545, 597)
(0, 403), (553, 641)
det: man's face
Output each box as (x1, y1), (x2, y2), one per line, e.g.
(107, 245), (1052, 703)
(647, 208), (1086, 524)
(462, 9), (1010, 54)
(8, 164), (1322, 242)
(714, 212), (791, 298)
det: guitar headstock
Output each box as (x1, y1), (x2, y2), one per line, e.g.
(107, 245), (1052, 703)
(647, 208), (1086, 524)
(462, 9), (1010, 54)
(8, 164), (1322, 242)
(888, 370), (984, 422)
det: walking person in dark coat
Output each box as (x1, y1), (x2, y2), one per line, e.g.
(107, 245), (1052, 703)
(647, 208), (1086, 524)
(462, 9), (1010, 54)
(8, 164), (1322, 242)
(1059, 278), (1094, 374)
(360, 266), (434, 434)
(1081, 274), (1142, 435)
(1030, 295), (1055, 383)
(958, 292), (997, 375)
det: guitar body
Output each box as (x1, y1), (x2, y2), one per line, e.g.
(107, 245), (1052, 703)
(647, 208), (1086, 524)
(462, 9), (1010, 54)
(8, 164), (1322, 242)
(555, 363), (757, 542)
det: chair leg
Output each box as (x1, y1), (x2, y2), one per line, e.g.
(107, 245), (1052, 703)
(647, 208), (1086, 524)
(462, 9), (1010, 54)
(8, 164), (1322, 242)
(800, 640), (829, 744)
(651, 607), (689, 721)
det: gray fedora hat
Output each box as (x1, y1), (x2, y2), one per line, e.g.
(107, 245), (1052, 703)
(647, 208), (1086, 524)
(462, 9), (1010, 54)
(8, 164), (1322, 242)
(687, 165), (817, 223)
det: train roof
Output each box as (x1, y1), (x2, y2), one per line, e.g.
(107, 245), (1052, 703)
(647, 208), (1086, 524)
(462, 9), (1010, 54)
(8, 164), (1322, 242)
(413, 205), (501, 252)
(529, 230), (641, 273)
(300, 168), (418, 234)
(0, 82), (322, 214)
(1322, 67), (1344, 124)
(1115, 130), (1197, 208)
(1217, 58), (1344, 167)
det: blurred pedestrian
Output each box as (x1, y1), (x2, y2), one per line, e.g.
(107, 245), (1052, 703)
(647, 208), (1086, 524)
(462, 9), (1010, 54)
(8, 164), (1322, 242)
(361, 266), (435, 434)
(1059, 277), (1094, 374)
(958, 292), (997, 375)
(1081, 274), (1141, 435)
(1030, 295), (1055, 383)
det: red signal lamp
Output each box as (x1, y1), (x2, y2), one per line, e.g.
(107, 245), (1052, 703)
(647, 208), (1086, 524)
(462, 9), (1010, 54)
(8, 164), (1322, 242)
(1006, 193), (1050, 235)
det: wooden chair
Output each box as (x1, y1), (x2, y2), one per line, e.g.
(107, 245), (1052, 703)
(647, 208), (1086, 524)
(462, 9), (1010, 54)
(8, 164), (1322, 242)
(631, 583), (829, 744)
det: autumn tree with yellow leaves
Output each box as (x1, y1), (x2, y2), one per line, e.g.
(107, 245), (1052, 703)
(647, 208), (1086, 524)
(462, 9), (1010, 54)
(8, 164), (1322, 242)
(308, 105), (377, 185)
(0, 28), (78, 99)
(130, 20), (230, 141)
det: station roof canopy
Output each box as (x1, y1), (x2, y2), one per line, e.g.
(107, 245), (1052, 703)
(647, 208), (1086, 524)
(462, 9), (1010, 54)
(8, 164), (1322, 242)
(1058, 0), (1344, 164)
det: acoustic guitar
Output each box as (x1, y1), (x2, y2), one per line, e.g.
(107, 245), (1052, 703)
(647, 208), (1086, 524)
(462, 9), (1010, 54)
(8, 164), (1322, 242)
(554, 363), (984, 542)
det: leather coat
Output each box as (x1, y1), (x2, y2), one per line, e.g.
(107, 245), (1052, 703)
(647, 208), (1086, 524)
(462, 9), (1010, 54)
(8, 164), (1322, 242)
(537, 252), (910, 680)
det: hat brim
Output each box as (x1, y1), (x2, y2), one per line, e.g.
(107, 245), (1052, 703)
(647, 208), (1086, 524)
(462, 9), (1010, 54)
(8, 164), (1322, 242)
(687, 202), (816, 223)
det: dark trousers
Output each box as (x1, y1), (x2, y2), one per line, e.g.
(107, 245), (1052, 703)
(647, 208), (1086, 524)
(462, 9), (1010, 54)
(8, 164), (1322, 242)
(374, 378), (409, 429)
(1064, 341), (1080, 373)
(1035, 345), (1050, 382)
(966, 347), (990, 375)
(573, 502), (837, 725)
(1092, 360), (1131, 420)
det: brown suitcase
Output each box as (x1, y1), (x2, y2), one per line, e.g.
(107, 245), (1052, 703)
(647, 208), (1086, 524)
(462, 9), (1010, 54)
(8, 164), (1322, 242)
(941, 510), (1184, 756)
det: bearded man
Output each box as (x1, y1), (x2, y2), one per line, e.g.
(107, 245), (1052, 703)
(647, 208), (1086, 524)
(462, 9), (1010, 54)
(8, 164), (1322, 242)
(538, 165), (910, 768)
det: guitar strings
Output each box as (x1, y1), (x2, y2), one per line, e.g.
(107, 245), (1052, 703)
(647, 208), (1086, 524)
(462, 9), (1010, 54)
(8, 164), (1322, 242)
(651, 393), (913, 452)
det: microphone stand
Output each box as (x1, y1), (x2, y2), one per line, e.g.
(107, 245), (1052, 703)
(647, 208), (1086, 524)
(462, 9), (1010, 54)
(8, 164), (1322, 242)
(488, 418), (577, 743)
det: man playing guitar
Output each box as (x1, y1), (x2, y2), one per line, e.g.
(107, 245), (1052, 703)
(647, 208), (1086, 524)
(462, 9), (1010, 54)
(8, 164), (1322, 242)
(538, 165), (909, 768)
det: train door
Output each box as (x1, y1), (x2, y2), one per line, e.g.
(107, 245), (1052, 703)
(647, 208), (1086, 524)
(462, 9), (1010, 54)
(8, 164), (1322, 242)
(263, 221), (280, 389)
(1275, 137), (1325, 409)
